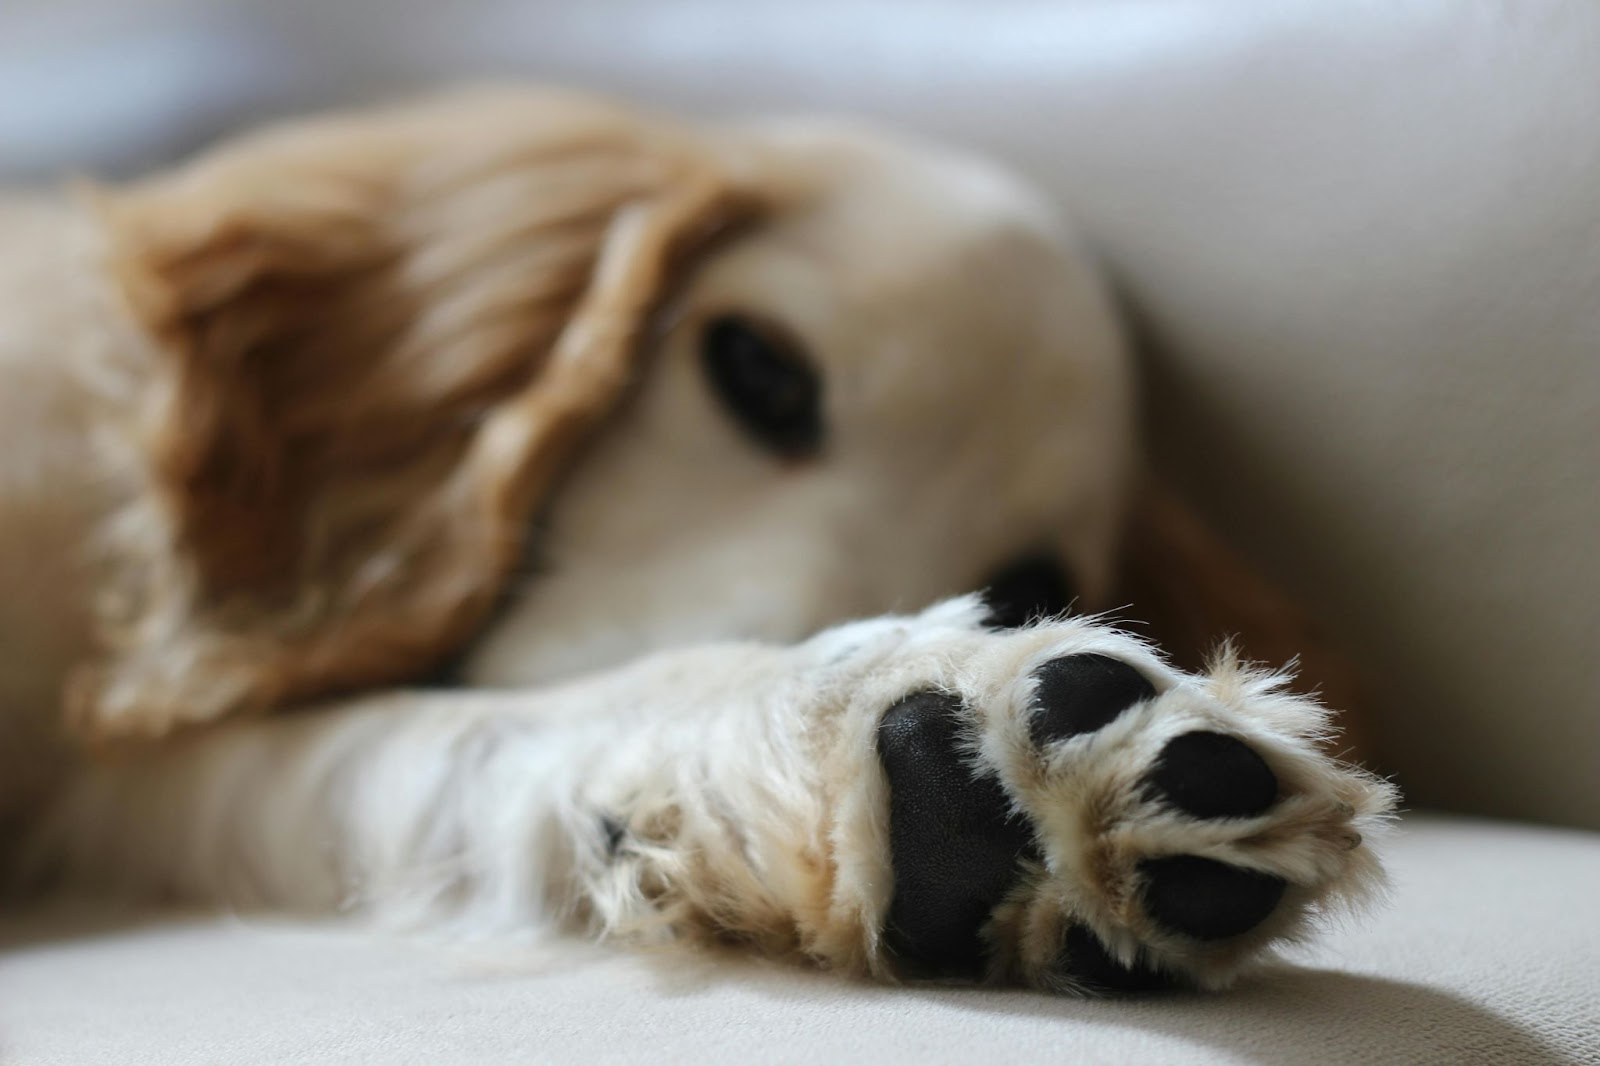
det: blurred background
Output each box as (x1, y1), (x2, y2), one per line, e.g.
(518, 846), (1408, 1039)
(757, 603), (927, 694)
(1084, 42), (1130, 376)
(2, 0), (1596, 830)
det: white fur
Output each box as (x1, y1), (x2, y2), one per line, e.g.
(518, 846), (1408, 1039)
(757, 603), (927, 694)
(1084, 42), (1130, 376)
(20, 599), (1395, 991)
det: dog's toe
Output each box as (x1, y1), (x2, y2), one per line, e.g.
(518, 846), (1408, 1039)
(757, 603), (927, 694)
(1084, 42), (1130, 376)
(1026, 656), (1290, 945)
(1146, 731), (1279, 819)
(1138, 855), (1288, 940)
(1028, 653), (1156, 744)
(1132, 732), (1287, 941)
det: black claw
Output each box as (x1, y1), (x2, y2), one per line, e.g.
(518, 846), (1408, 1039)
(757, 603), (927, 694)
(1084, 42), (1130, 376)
(1029, 654), (1157, 746)
(1146, 732), (1279, 819)
(1057, 923), (1175, 995)
(1139, 855), (1287, 941)
(877, 692), (1038, 977)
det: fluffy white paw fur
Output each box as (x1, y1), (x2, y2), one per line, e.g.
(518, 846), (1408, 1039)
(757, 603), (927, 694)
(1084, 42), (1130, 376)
(23, 597), (1395, 995)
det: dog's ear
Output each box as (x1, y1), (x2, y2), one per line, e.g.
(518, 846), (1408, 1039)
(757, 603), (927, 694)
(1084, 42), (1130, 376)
(1114, 479), (1376, 760)
(73, 93), (755, 739)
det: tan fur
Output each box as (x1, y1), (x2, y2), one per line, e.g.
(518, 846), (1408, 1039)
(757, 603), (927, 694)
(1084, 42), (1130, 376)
(67, 91), (760, 738)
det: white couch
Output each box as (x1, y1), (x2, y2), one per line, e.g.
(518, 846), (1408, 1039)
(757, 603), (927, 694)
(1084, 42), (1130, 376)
(4, 817), (1598, 1064)
(1, 2), (1596, 1061)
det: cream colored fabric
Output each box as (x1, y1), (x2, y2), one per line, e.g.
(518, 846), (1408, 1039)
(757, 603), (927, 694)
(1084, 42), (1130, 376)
(2, 815), (1596, 1064)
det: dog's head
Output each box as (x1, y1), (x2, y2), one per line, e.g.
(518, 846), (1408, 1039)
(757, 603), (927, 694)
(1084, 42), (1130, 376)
(462, 113), (1135, 686)
(75, 88), (1135, 737)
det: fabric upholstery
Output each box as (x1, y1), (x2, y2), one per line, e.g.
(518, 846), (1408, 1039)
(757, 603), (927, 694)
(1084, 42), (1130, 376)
(3, 816), (1596, 1064)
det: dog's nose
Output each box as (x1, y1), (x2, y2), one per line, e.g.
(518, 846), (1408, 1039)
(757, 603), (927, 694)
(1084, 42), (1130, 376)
(981, 553), (1077, 629)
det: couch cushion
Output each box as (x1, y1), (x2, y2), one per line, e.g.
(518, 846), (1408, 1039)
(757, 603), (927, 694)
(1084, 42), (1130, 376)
(2, 814), (1595, 1065)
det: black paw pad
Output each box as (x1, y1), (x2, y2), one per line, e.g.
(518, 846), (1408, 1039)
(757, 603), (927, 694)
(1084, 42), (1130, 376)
(981, 553), (1077, 629)
(877, 691), (1038, 977)
(1146, 732), (1278, 819)
(1057, 923), (1175, 995)
(1029, 654), (1157, 746)
(1139, 855), (1287, 940)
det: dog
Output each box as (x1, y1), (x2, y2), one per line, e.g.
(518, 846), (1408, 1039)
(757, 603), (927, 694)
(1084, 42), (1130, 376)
(0, 87), (1395, 994)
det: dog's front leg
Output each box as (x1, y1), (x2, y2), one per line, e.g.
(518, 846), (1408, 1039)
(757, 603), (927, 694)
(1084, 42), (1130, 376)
(23, 598), (1395, 993)
(23, 636), (871, 951)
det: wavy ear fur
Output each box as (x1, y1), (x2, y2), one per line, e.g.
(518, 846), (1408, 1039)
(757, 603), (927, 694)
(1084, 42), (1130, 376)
(1115, 479), (1376, 761)
(73, 91), (755, 739)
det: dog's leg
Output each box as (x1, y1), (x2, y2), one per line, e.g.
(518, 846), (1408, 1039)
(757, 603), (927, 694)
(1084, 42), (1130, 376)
(21, 597), (1395, 992)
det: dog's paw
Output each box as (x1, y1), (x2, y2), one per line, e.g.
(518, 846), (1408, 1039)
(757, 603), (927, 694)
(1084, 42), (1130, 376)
(860, 617), (1396, 994)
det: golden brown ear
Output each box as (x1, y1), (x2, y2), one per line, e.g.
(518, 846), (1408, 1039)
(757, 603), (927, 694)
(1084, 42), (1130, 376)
(73, 92), (755, 739)
(1114, 479), (1376, 761)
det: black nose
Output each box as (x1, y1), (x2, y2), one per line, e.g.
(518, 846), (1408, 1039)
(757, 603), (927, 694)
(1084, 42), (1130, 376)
(981, 552), (1078, 629)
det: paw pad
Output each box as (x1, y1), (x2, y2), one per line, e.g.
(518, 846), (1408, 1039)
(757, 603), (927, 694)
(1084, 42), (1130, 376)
(1139, 855), (1287, 940)
(877, 691), (1038, 975)
(1028, 654), (1155, 745)
(873, 639), (1369, 989)
(1058, 923), (1173, 995)
(1146, 731), (1278, 819)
